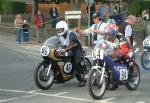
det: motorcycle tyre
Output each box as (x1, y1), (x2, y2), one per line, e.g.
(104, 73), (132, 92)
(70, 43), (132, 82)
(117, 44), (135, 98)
(87, 69), (107, 100)
(34, 61), (54, 90)
(126, 63), (140, 90)
(141, 51), (150, 70)
(75, 57), (92, 81)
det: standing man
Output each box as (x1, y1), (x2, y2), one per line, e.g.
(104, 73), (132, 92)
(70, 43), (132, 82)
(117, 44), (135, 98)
(34, 10), (47, 43)
(76, 13), (107, 46)
(49, 2), (58, 28)
(118, 15), (136, 47)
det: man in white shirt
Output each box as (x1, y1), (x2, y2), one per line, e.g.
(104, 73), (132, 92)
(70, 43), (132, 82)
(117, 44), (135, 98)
(76, 13), (107, 46)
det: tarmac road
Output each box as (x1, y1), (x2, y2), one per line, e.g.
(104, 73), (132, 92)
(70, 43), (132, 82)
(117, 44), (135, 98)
(0, 31), (150, 103)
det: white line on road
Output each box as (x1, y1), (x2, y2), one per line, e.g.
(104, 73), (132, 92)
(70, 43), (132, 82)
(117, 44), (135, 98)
(0, 94), (37, 103)
(136, 101), (145, 103)
(1, 44), (40, 59)
(53, 92), (68, 96)
(0, 88), (114, 103)
(27, 90), (41, 93)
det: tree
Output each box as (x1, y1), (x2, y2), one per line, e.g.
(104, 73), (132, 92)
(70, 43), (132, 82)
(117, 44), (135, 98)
(34, 0), (39, 15)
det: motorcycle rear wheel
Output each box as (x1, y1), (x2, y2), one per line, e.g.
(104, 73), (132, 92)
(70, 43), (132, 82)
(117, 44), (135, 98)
(126, 63), (140, 90)
(87, 69), (107, 99)
(75, 57), (92, 81)
(34, 61), (54, 90)
(141, 51), (150, 70)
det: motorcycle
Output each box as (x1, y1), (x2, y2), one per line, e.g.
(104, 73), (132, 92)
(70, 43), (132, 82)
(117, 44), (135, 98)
(34, 36), (92, 90)
(87, 41), (140, 99)
(141, 35), (150, 70)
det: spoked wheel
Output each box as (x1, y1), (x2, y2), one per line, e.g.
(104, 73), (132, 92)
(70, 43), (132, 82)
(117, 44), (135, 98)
(87, 69), (107, 99)
(126, 63), (140, 90)
(141, 51), (150, 70)
(34, 61), (54, 90)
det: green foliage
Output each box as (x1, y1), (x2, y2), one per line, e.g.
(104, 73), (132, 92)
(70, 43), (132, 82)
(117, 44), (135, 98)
(128, 0), (150, 16)
(127, 0), (141, 16)
(141, 1), (150, 12)
(0, 0), (26, 14)
(38, 0), (47, 3)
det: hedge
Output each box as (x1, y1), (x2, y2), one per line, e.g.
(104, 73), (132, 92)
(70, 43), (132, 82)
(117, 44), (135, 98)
(128, 0), (150, 16)
(0, 0), (26, 14)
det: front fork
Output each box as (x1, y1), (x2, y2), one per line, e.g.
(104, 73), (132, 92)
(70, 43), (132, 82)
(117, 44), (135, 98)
(46, 63), (52, 76)
(43, 58), (52, 76)
(91, 62), (106, 85)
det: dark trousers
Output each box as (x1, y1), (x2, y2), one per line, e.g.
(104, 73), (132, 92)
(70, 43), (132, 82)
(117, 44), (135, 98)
(51, 16), (57, 28)
(74, 49), (85, 73)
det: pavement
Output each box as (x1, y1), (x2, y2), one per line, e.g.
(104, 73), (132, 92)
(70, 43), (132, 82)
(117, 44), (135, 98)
(0, 28), (93, 58)
(0, 22), (144, 57)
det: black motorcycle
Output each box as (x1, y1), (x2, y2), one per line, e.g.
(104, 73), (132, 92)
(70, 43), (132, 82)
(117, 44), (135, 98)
(34, 36), (92, 89)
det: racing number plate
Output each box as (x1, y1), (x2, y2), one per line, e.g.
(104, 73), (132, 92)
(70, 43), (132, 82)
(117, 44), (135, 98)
(40, 46), (50, 56)
(143, 39), (150, 47)
(92, 49), (104, 60)
(119, 69), (128, 80)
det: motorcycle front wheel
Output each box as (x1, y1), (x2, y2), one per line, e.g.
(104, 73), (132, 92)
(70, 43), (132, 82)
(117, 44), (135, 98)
(141, 51), (150, 70)
(34, 61), (54, 90)
(126, 63), (140, 90)
(87, 69), (107, 99)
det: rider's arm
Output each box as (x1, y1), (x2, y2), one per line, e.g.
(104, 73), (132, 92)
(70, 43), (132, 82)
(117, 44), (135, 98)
(63, 32), (79, 52)
(105, 38), (119, 49)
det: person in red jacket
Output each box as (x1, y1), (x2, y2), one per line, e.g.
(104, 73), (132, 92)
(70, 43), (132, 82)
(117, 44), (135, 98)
(34, 10), (48, 43)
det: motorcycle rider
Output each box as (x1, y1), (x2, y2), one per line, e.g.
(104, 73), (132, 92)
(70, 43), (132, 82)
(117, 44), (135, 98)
(103, 19), (135, 90)
(56, 21), (86, 87)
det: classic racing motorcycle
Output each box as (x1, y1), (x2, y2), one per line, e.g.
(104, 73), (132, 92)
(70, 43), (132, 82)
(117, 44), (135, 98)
(34, 36), (92, 90)
(141, 35), (150, 70)
(87, 41), (140, 99)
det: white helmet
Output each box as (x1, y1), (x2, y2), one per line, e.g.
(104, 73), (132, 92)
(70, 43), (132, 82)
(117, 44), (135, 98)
(56, 21), (68, 36)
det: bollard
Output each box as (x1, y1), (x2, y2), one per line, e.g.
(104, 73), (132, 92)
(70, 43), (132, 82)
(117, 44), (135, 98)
(90, 33), (92, 47)
(85, 36), (88, 46)
(0, 15), (1, 23)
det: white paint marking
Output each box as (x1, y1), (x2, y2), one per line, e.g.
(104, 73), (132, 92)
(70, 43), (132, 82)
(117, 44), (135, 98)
(53, 92), (68, 96)
(136, 101), (145, 103)
(0, 94), (37, 103)
(94, 98), (115, 102)
(1, 44), (40, 59)
(0, 88), (114, 103)
(0, 98), (18, 103)
(27, 90), (41, 93)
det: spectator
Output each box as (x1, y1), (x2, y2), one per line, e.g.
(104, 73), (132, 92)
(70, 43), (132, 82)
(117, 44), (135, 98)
(142, 9), (149, 20)
(23, 20), (30, 44)
(49, 2), (58, 28)
(112, 2), (122, 25)
(98, 2), (113, 22)
(86, 2), (96, 26)
(34, 10), (48, 43)
(76, 13), (107, 46)
(98, 2), (108, 21)
(118, 15), (137, 47)
(108, 2), (113, 19)
(14, 14), (23, 44)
